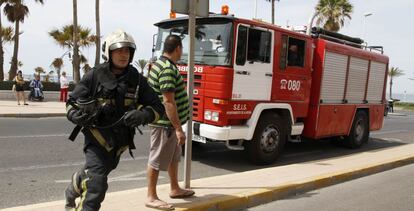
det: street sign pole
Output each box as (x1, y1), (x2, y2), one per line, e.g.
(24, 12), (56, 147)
(184, 0), (196, 189)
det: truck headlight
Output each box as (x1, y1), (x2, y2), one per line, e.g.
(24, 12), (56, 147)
(211, 111), (219, 122)
(204, 110), (212, 120)
(204, 110), (219, 121)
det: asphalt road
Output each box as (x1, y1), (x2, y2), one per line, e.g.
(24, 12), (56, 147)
(0, 112), (413, 209)
(250, 163), (414, 211)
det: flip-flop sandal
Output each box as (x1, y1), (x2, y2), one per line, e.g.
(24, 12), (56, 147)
(145, 199), (174, 210)
(169, 189), (195, 199)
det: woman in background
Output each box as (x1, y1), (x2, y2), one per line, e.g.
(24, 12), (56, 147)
(60, 71), (69, 102)
(13, 70), (28, 105)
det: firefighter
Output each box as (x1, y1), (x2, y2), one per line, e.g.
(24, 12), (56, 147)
(64, 29), (164, 211)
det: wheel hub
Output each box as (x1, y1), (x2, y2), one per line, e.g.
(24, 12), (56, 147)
(260, 126), (279, 153)
(354, 120), (364, 143)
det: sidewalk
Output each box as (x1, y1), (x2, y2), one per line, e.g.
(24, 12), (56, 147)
(3, 143), (414, 211)
(0, 100), (66, 117)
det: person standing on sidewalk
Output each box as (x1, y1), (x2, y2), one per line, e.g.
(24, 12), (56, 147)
(146, 35), (194, 210)
(60, 71), (69, 102)
(13, 70), (28, 105)
(64, 30), (164, 211)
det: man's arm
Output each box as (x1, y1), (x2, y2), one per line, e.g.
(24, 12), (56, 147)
(162, 91), (186, 146)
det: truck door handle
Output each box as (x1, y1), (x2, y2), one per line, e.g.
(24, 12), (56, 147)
(265, 73), (273, 77)
(236, 70), (250, 75)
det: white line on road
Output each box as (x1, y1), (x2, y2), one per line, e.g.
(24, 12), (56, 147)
(0, 130), (150, 139)
(54, 170), (164, 183)
(380, 138), (406, 143)
(0, 156), (148, 173)
(0, 134), (70, 139)
(371, 130), (410, 135)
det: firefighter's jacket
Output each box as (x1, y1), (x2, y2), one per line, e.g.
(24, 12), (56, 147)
(67, 63), (164, 153)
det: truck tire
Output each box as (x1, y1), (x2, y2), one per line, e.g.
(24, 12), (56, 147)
(246, 112), (286, 165)
(344, 111), (369, 149)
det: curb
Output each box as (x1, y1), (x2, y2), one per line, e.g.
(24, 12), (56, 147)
(175, 154), (414, 211)
(0, 113), (66, 118)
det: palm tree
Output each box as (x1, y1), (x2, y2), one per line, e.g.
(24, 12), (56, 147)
(49, 24), (96, 81)
(72, 0), (80, 82)
(4, 0), (44, 81)
(388, 67), (404, 99)
(0, 0), (12, 81)
(315, 0), (353, 32)
(135, 59), (147, 74)
(265, 0), (279, 24)
(50, 57), (63, 82)
(94, 0), (100, 66)
(0, 25), (14, 81)
(34, 66), (44, 75)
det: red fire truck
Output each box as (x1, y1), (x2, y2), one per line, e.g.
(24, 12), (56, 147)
(152, 9), (388, 164)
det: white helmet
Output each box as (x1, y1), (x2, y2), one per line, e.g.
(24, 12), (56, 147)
(102, 29), (136, 62)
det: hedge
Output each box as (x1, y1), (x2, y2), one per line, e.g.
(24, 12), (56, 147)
(0, 81), (75, 91)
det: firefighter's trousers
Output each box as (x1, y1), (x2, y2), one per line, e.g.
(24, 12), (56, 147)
(65, 143), (121, 211)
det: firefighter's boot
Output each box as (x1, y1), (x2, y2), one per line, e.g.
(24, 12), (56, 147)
(64, 170), (86, 210)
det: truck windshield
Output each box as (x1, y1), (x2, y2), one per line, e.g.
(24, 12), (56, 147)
(154, 19), (233, 66)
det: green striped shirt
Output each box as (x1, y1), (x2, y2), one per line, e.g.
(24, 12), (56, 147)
(148, 56), (189, 126)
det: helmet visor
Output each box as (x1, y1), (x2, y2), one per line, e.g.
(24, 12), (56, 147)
(109, 42), (136, 51)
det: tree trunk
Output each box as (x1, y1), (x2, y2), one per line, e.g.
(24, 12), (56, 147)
(271, 0), (275, 24)
(8, 20), (19, 81)
(389, 77), (393, 99)
(72, 0), (80, 83)
(0, 6), (4, 81)
(94, 0), (101, 66)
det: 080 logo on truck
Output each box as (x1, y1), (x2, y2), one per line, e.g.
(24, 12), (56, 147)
(280, 79), (301, 91)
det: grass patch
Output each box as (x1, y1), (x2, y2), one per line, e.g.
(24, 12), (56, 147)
(394, 102), (414, 111)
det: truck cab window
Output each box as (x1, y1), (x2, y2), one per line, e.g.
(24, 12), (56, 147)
(236, 25), (248, 66)
(287, 37), (305, 67)
(247, 29), (271, 63)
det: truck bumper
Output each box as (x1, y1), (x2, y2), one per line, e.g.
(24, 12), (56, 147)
(183, 122), (250, 141)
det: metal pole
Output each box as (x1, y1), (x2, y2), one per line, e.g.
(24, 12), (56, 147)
(184, 0), (195, 189)
(254, 0), (258, 19)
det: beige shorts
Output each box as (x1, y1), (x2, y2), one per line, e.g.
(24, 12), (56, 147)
(148, 126), (181, 171)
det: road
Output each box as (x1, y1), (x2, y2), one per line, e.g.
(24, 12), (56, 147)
(250, 163), (414, 211)
(0, 112), (413, 209)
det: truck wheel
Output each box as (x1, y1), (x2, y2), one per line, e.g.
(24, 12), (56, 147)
(344, 111), (369, 148)
(247, 113), (286, 165)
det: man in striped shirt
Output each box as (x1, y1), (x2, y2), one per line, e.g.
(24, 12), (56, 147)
(146, 35), (194, 210)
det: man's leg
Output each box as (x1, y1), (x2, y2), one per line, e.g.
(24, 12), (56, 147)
(66, 144), (111, 211)
(145, 127), (174, 210)
(64, 169), (87, 210)
(168, 161), (180, 192)
(167, 138), (194, 198)
(147, 166), (160, 201)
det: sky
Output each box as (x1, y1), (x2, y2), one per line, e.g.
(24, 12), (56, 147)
(1, 0), (413, 94)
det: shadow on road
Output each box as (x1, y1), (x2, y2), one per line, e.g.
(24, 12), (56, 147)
(190, 137), (405, 173)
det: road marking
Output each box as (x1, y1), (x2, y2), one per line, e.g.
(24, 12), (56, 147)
(0, 156), (148, 173)
(54, 170), (164, 183)
(380, 138), (406, 143)
(371, 130), (409, 135)
(0, 130), (150, 139)
(0, 134), (70, 139)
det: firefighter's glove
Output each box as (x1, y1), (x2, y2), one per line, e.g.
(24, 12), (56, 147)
(67, 109), (92, 127)
(123, 110), (150, 128)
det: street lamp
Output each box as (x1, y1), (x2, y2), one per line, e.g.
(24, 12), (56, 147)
(363, 12), (374, 42)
